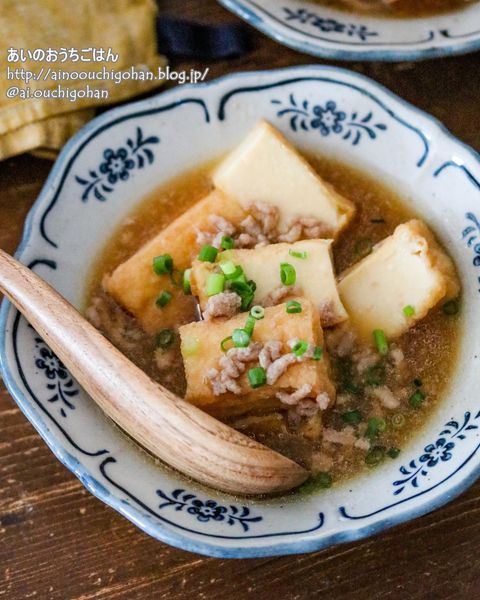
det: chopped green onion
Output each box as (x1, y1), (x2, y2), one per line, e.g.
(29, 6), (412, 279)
(248, 367), (266, 389)
(409, 389), (426, 408)
(365, 446), (385, 467)
(230, 280), (249, 294)
(336, 357), (360, 396)
(206, 273), (225, 296)
(280, 262), (296, 286)
(313, 346), (323, 361)
(344, 382), (360, 395)
(313, 472), (333, 489)
(354, 238), (373, 258)
(232, 270), (248, 284)
(365, 417), (387, 439)
(413, 378), (423, 387)
(387, 447), (401, 459)
(376, 418), (387, 433)
(403, 305), (415, 317)
(153, 254), (173, 275)
(241, 292), (255, 311)
(289, 249), (308, 259)
(286, 300), (302, 314)
(244, 316), (256, 337)
(231, 279), (255, 310)
(232, 328), (250, 348)
(239, 294), (255, 312)
(228, 267), (246, 283)
(219, 260), (237, 278)
(182, 335), (200, 356)
(169, 268), (184, 287)
(220, 336), (234, 352)
(298, 472), (333, 494)
(156, 329), (175, 349)
(155, 290), (172, 308)
(391, 413), (406, 429)
(342, 409), (362, 424)
(292, 340), (309, 357)
(373, 329), (389, 355)
(182, 268), (192, 294)
(220, 235), (234, 250)
(198, 244), (218, 263)
(250, 305), (265, 320)
(442, 299), (459, 315)
(366, 364), (386, 387)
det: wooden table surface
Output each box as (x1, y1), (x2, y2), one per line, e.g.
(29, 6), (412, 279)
(1, 1), (479, 598)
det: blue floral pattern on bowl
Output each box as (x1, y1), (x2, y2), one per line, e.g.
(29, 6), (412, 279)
(420, 439), (455, 467)
(157, 489), (263, 531)
(435, 167), (480, 290)
(392, 412), (479, 496)
(282, 7), (378, 41)
(99, 148), (135, 184)
(462, 212), (480, 291)
(34, 335), (79, 418)
(75, 127), (160, 202)
(272, 95), (386, 144)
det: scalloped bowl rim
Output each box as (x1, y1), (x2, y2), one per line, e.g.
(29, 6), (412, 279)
(218, 0), (480, 62)
(0, 65), (479, 558)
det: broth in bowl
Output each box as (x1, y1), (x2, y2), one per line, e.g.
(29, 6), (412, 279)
(86, 122), (460, 490)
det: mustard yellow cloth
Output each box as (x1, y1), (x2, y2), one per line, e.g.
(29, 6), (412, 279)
(0, 0), (167, 160)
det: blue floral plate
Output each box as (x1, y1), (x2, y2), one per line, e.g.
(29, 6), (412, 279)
(1, 66), (479, 557)
(218, 0), (480, 61)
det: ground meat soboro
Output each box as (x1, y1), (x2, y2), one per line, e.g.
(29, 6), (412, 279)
(179, 299), (335, 418)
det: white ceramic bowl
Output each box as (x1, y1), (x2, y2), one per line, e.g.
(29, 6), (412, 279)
(1, 66), (479, 558)
(218, 0), (480, 61)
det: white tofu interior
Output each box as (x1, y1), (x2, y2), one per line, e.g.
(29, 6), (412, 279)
(213, 120), (355, 238)
(192, 240), (348, 327)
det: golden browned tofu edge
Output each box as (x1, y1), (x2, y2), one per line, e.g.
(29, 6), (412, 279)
(407, 219), (460, 300)
(105, 190), (246, 333)
(337, 219), (461, 340)
(179, 299), (335, 417)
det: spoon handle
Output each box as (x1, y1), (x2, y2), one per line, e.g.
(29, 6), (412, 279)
(0, 249), (306, 494)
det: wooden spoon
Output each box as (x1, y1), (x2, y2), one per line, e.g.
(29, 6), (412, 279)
(0, 249), (307, 495)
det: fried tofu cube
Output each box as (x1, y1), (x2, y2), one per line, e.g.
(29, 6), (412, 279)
(105, 190), (246, 333)
(337, 219), (460, 339)
(179, 299), (335, 418)
(191, 240), (348, 327)
(232, 413), (288, 436)
(213, 121), (355, 238)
